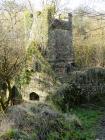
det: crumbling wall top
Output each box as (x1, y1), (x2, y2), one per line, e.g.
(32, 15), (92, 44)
(51, 13), (72, 30)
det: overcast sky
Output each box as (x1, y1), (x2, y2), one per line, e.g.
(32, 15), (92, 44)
(28, 0), (105, 12)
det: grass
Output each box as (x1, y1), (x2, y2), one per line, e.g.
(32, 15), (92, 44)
(46, 105), (104, 140)
(0, 103), (104, 140)
(70, 105), (103, 140)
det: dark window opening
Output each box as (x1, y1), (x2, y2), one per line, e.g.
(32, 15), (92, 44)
(29, 92), (39, 101)
(71, 62), (76, 67)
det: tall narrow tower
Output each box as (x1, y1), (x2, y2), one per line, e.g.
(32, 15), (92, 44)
(47, 12), (74, 77)
(31, 6), (74, 78)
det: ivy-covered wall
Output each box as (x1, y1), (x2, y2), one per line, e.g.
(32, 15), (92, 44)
(19, 5), (73, 101)
(31, 5), (73, 77)
(31, 5), (55, 49)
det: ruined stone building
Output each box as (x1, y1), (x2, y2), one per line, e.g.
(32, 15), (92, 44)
(22, 6), (74, 101)
(31, 6), (74, 77)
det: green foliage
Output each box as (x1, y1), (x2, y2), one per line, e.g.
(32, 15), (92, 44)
(1, 103), (85, 140)
(17, 69), (33, 85)
(69, 67), (105, 104)
(50, 67), (105, 112)
(51, 83), (83, 112)
(27, 41), (55, 76)
(0, 105), (102, 140)
(47, 106), (102, 140)
(0, 129), (30, 140)
(70, 107), (103, 140)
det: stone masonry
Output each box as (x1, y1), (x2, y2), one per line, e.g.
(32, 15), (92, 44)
(31, 6), (74, 78)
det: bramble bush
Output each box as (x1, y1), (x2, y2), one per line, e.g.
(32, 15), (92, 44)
(50, 67), (105, 111)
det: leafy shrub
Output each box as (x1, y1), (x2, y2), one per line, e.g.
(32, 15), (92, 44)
(50, 67), (105, 111)
(69, 67), (105, 103)
(51, 83), (86, 112)
(0, 129), (30, 140)
(0, 103), (84, 140)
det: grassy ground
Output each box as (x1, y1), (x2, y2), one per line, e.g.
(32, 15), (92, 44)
(70, 105), (103, 140)
(0, 103), (104, 140)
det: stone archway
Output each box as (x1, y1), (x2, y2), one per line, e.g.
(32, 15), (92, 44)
(29, 92), (39, 101)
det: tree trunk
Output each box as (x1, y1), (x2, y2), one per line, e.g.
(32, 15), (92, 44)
(0, 80), (13, 112)
(5, 80), (12, 109)
(0, 98), (6, 111)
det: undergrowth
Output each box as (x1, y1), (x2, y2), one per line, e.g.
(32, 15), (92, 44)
(69, 106), (103, 140)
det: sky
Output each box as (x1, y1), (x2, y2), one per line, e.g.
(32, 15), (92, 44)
(29, 0), (105, 13)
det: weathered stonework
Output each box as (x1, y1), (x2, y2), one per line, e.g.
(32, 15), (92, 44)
(21, 6), (74, 101)
(48, 13), (73, 77)
(31, 6), (74, 77)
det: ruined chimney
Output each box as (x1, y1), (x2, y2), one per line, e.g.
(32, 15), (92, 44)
(68, 13), (72, 21)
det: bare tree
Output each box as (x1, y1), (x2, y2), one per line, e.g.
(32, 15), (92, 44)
(41, 0), (61, 12)
(0, 0), (26, 111)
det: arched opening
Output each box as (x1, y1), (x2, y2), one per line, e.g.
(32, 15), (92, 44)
(71, 62), (76, 67)
(29, 92), (39, 101)
(11, 85), (22, 105)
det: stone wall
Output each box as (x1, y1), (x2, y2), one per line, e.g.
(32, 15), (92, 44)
(31, 5), (74, 78)
(48, 13), (73, 76)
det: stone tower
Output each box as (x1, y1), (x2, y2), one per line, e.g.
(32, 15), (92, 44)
(31, 6), (74, 78)
(47, 12), (73, 77)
